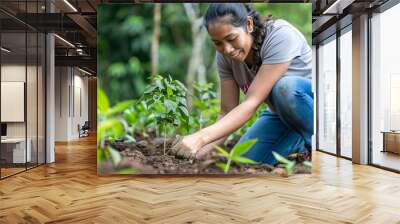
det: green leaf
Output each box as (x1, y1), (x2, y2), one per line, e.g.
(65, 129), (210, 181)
(97, 125), (105, 146)
(108, 63), (126, 77)
(97, 118), (124, 145)
(164, 99), (176, 113)
(174, 80), (188, 92)
(231, 156), (258, 164)
(178, 106), (189, 117)
(216, 162), (228, 173)
(285, 161), (296, 176)
(106, 100), (135, 116)
(111, 120), (124, 138)
(272, 151), (292, 165)
(177, 97), (187, 106)
(108, 146), (122, 165)
(97, 147), (105, 165)
(124, 109), (137, 124)
(214, 146), (229, 158)
(124, 134), (136, 143)
(302, 161), (312, 169)
(143, 85), (157, 94)
(168, 74), (173, 82)
(97, 88), (109, 114)
(173, 118), (180, 126)
(162, 78), (169, 90)
(155, 80), (164, 90)
(168, 83), (176, 91)
(231, 139), (257, 157)
(167, 86), (173, 96)
(145, 98), (154, 107)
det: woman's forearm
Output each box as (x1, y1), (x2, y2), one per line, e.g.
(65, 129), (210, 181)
(199, 100), (258, 145)
(200, 114), (229, 148)
(204, 136), (227, 147)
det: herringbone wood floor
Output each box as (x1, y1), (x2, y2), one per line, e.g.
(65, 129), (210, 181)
(0, 135), (400, 224)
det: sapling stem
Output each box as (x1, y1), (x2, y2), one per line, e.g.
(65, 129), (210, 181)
(225, 158), (232, 174)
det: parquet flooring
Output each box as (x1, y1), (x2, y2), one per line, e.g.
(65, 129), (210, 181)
(0, 135), (399, 223)
(1, 167), (25, 177)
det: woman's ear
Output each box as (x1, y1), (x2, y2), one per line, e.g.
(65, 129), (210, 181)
(247, 16), (254, 33)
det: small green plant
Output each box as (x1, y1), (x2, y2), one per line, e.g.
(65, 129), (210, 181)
(193, 82), (218, 129)
(123, 100), (154, 139)
(141, 75), (189, 155)
(302, 161), (312, 169)
(97, 88), (135, 170)
(272, 151), (313, 176)
(214, 139), (258, 174)
(271, 151), (296, 175)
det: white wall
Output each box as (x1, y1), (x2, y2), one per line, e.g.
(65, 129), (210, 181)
(55, 66), (89, 141)
(55, 66), (68, 141)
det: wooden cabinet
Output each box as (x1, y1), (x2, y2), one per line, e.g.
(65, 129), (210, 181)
(382, 132), (400, 154)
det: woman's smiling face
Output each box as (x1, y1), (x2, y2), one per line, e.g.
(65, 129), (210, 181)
(207, 18), (254, 62)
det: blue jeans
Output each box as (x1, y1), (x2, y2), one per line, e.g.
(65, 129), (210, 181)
(238, 76), (314, 165)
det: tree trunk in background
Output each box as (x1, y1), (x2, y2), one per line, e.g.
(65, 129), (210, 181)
(184, 3), (207, 108)
(151, 3), (161, 77)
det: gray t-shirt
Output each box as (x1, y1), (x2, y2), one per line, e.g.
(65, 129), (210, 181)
(216, 19), (312, 96)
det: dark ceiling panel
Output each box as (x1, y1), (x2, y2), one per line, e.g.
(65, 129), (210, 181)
(55, 55), (97, 73)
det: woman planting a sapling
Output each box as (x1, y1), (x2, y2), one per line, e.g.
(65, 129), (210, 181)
(172, 3), (313, 165)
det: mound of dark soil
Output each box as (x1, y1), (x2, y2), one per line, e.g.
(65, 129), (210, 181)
(101, 137), (311, 176)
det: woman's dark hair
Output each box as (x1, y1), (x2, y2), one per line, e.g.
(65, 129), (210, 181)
(204, 3), (273, 72)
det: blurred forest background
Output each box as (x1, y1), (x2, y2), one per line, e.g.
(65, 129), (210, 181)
(98, 3), (311, 105)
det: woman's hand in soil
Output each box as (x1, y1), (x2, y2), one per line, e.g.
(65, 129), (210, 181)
(196, 143), (221, 159)
(171, 133), (205, 159)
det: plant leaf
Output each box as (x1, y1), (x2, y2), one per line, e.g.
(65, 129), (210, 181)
(285, 161), (296, 176)
(167, 86), (173, 96)
(231, 139), (257, 157)
(98, 118), (124, 145)
(111, 120), (124, 138)
(177, 97), (186, 106)
(174, 80), (188, 92)
(215, 162), (228, 173)
(164, 99), (176, 113)
(178, 106), (189, 117)
(108, 146), (122, 165)
(214, 146), (229, 158)
(124, 134), (136, 143)
(272, 151), (292, 165)
(155, 80), (164, 90)
(106, 100), (135, 116)
(143, 85), (157, 94)
(124, 109), (137, 124)
(97, 147), (105, 165)
(162, 77), (169, 90)
(231, 156), (258, 164)
(302, 161), (312, 169)
(97, 88), (109, 114)
(97, 125), (105, 146)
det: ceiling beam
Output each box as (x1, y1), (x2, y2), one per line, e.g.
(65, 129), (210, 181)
(66, 13), (97, 47)
(322, 0), (356, 15)
(55, 55), (96, 73)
